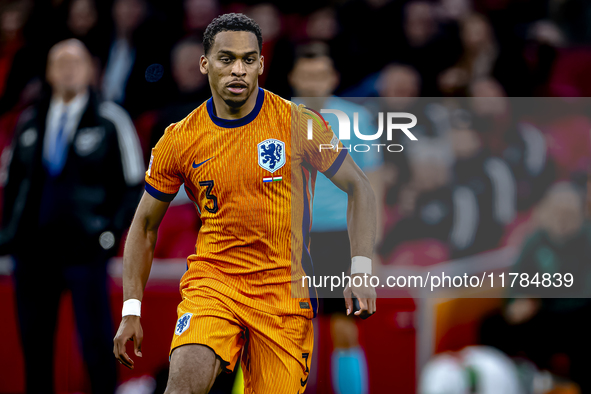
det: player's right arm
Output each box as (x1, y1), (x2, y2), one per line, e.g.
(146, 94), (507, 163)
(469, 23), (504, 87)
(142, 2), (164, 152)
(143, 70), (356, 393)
(113, 192), (170, 369)
(113, 122), (183, 369)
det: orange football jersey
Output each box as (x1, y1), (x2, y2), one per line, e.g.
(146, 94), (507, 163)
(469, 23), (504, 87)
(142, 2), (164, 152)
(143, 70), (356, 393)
(146, 88), (346, 317)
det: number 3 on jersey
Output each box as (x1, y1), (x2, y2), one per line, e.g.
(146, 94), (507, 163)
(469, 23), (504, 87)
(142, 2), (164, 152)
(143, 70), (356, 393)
(199, 180), (218, 214)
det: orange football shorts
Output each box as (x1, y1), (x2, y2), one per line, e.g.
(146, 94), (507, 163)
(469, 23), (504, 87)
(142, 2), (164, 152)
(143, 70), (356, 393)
(170, 284), (314, 393)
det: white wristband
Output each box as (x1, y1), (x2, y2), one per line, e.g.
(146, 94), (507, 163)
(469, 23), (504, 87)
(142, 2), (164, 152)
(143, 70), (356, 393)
(122, 299), (141, 317)
(351, 256), (372, 275)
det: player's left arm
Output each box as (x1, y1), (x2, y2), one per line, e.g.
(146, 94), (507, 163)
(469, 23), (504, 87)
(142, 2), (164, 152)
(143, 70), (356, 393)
(329, 154), (377, 318)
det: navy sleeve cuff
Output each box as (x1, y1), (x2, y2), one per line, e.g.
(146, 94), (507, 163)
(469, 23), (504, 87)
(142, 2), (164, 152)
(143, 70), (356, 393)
(322, 149), (348, 179)
(145, 183), (178, 202)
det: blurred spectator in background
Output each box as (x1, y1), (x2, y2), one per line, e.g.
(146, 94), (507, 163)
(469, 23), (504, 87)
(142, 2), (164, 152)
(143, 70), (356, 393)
(447, 108), (516, 256)
(247, 3), (293, 98)
(436, 0), (473, 23)
(101, 0), (171, 117)
(379, 63), (421, 99)
(66, 0), (98, 39)
(539, 99), (591, 183)
(0, 0), (31, 98)
(169, 37), (208, 104)
(379, 141), (458, 259)
(0, 39), (144, 394)
(469, 79), (555, 211)
(438, 13), (531, 96)
(59, 0), (104, 60)
(290, 43), (383, 394)
(393, 0), (461, 96)
(305, 7), (338, 43)
(101, 0), (146, 104)
(375, 64), (419, 205)
(548, 0), (591, 45)
(523, 20), (566, 96)
(481, 182), (591, 392)
(248, 3), (281, 88)
(183, 0), (220, 38)
(148, 37), (209, 156)
(336, 0), (404, 89)
(303, 6), (356, 95)
(378, 95), (518, 260)
(0, 0), (43, 116)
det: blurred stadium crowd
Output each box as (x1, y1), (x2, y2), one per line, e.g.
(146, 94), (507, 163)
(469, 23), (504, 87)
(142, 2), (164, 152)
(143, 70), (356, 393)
(0, 0), (590, 393)
(0, 0), (590, 119)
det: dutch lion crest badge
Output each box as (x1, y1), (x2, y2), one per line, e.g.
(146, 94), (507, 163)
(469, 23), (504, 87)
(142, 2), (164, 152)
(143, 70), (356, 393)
(257, 139), (286, 173)
(174, 312), (193, 336)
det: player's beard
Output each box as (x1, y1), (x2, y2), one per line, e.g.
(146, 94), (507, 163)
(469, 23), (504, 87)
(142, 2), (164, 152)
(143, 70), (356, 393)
(222, 82), (258, 109)
(223, 96), (248, 109)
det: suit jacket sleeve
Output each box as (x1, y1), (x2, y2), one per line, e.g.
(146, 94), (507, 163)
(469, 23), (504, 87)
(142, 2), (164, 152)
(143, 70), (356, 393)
(99, 102), (145, 242)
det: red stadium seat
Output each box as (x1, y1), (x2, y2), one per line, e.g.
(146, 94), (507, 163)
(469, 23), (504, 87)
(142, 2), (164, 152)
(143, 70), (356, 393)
(548, 48), (591, 98)
(154, 204), (200, 260)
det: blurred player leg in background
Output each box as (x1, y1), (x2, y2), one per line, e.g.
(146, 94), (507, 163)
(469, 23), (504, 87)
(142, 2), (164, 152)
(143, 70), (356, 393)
(311, 231), (368, 394)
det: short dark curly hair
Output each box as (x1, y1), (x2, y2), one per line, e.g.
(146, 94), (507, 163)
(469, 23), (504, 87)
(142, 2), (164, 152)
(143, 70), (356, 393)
(203, 13), (263, 55)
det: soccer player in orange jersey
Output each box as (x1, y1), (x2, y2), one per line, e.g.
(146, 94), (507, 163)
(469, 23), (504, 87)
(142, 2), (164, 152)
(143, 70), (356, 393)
(113, 13), (377, 394)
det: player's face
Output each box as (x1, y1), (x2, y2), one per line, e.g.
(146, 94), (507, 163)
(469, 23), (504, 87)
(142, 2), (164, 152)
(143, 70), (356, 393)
(201, 31), (263, 108)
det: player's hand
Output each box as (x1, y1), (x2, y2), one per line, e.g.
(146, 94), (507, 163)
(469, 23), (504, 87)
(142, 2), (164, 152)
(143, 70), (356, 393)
(113, 315), (143, 369)
(344, 273), (377, 319)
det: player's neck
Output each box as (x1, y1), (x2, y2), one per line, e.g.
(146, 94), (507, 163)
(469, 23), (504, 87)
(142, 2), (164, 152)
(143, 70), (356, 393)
(211, 86), (260, 120)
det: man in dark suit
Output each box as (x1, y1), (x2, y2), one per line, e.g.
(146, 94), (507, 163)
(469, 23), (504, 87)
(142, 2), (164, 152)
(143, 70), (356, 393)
(1, 38), (144, 394)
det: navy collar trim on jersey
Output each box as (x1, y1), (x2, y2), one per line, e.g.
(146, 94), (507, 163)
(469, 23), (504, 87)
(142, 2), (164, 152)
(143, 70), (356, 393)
(207, 87), (265, 128)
